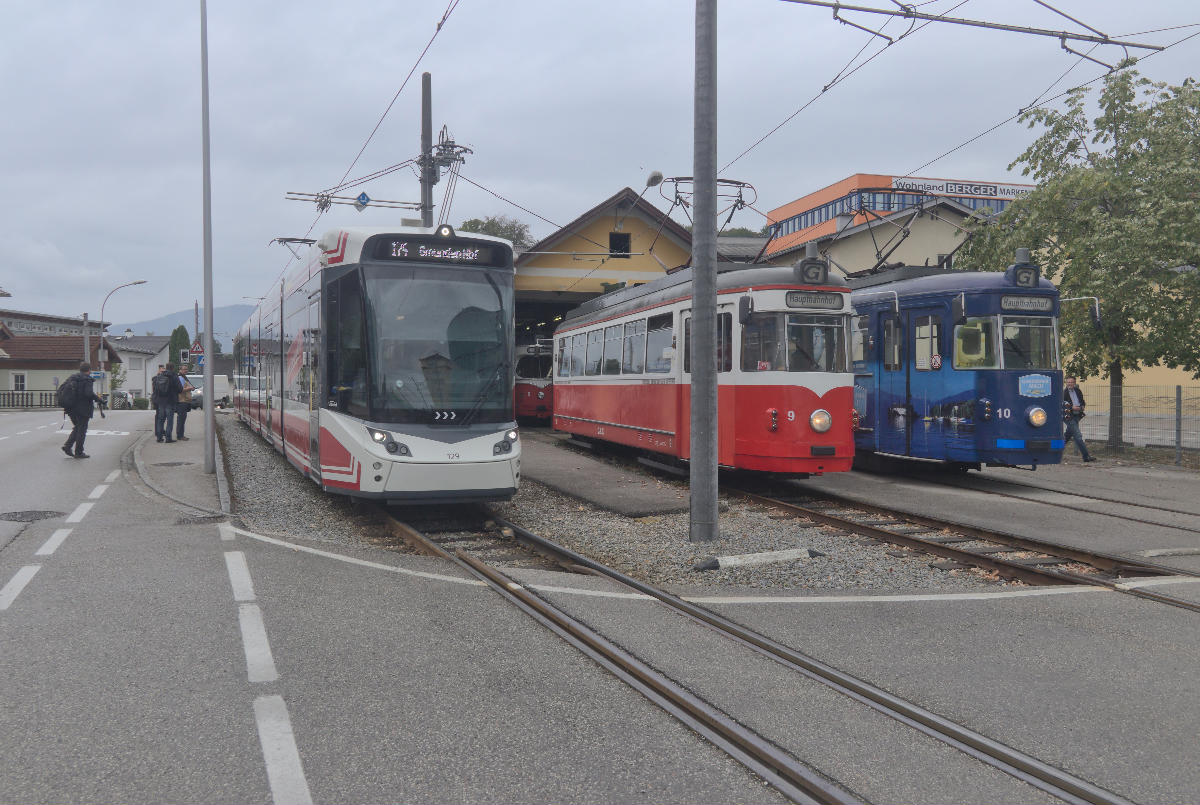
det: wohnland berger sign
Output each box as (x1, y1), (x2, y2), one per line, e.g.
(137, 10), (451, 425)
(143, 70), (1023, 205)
(891, 176), (1034, 200)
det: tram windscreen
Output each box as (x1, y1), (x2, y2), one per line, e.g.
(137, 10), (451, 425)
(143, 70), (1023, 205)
(1001, 316), (1058, 370)
(358, 264), (514, 424)
(741, 312), (849, 372)
(953, 318), (999, 369)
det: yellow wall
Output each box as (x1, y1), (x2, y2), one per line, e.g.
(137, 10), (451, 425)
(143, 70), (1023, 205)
(517, 212), (690, 295)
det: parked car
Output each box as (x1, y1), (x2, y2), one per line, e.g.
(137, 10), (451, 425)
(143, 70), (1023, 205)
(190, 376), (232, 409)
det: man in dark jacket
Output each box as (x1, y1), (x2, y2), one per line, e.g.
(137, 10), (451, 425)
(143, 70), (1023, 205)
(152, 363), (179, 443)
(1063, 375), (1095, 462)
(61, 363), (105, 459)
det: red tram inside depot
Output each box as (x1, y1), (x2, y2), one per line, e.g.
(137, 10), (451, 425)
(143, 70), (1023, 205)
(552, 260), (855, 476)
(514, 341), (553, 421)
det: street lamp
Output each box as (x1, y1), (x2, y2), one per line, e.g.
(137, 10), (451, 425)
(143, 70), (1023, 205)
(97, 280), (148, 398)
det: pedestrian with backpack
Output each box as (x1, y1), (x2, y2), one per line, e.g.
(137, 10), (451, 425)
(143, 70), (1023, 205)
(152, 363), (179, 443)
(59, 363), (105, 459)
(175, 370), (196, 440)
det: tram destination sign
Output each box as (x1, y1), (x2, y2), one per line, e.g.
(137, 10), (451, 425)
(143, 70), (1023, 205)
(373, 238), (507, 267)
(785, 291), (844, 310)
(1001, 295), (1053, 312)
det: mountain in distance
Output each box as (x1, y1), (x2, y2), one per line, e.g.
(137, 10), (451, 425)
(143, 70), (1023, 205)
(109, 304), (256, 349)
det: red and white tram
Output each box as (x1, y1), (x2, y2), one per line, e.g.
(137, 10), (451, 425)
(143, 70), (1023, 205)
(552, 261), (855, 476)
(514, 341), (554, 421)
(233, 224), (521, 503)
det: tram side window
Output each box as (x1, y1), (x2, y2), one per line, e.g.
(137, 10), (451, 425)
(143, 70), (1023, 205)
(913, 316), (941, 371)
(954, 318), (999, 369)
(622, 319), (646, 374)
(883, 317), (902, 371)
(557, 338), (570, 377)
(851, 315), (869, 364)
(645, 313), (674, 373)
(584, 329), (604, 376)
(326, 273), (369, 417)
(602, 325), (622, 375)
(683, 313), (732, 373)
(570, 333), (586, 377)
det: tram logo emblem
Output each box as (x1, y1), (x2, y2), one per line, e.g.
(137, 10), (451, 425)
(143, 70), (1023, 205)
(1018, 374), (1052, 398)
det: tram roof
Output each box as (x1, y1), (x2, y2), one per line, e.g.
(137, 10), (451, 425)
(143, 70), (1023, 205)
(560, 262), (849, 330)
(848, 266), (1055, 300)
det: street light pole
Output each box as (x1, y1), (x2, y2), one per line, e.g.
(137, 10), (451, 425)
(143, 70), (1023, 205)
(98, 280), (148, 397)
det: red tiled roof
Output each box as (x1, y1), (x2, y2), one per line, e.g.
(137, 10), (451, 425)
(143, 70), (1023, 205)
(0, 335), (123, 365)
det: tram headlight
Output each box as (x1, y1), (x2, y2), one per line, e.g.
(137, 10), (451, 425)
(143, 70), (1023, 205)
(537, 390), (545, 399)
(809, 409), (832, 433)
(1027, 406), (1048, 427)
(367, 428), (390, 443)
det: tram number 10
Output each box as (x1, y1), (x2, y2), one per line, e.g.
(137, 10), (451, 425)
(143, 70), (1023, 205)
(996, 408), (1012, 419)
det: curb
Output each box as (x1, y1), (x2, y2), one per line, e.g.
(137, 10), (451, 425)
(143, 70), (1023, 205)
(130, 430), (231, 518)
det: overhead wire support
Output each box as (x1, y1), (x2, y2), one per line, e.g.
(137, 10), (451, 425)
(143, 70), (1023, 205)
(777, 0), (1165, 51)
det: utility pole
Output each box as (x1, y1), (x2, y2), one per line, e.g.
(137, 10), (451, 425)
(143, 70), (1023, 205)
(419, 72), (435, 227)
(82, 313), (90, 363)
(690, 0), (719, 542)
(194, 300), (200, 346)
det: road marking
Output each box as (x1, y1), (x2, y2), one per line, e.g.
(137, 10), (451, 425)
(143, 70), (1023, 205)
(65, 502), (94, 523)
(0, 436), (8, 440)
(224, 551), (256, 602)
(88, 484), (109, 500)
(219, 522), (237, 542)
(238, 603), (279, 683)
(35, 529), (73, 556)
(254, 695), (313, 805)
(105, 469), (120, 483)
(0, 566), (41, 610)
(36, 425), (48, 430)
(17, 430), (30, 435)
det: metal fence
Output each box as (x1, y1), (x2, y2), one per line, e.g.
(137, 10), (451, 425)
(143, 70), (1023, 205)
(0, 389), (59, 409)
(1079, 385), (1200, 467)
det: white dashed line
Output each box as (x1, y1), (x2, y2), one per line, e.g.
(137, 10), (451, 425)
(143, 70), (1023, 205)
(224, 552), (256, 602)
(88, 485), (109, 500)
(105, 469), (120, 483)
(16, 430), (30, 435)
(254, 695), (313, 805)
(35, 529), (73, 556)
(65, 502), (94, 523)
(0, 566), (41, 610)
(238, 603), (279, 683)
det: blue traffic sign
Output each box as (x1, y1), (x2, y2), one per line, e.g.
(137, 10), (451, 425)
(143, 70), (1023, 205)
(354, 192), (370, 211)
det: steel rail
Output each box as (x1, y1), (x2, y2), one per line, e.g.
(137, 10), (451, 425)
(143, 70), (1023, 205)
(386, 517), (862, 805)
(489, 514), (1134, 805)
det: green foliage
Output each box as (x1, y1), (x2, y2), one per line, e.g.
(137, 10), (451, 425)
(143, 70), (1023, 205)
(719, 226), (765, 237)
(958, 66), (1200, 389)
(108, 361), (127, 392)
(459, 215), (534, 249)
(168, 325), (191, 368)
(133, 397), (150, 410)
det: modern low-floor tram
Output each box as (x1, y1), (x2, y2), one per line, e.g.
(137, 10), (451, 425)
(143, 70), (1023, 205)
(552, 260), (856, 477)
(233, 224), (521, 503)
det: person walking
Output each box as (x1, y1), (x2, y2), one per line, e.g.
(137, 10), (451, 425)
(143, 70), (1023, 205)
(59, 363), (105, 459)
(152, 362), (179, 443)
(175, 370), (196, 440)
(1063, 375), (1095, 463)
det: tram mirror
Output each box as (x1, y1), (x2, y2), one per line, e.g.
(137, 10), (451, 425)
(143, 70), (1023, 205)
(738, 295), (754, 324)
(951, 295), (966, 325)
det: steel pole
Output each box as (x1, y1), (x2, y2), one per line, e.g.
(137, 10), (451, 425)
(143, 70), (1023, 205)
(689, 0), (719, 542)
(420, 72), (434, 227)
(200, 0), (216, 474)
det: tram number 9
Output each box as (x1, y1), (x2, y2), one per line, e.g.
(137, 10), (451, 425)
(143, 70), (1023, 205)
(786, 411), (796, 421)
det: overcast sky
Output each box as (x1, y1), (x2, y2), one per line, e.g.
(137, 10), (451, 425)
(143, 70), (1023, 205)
(1, 1), (1196, 332)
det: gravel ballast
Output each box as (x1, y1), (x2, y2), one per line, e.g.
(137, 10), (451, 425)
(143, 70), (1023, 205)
(218, 416), (1016, 593)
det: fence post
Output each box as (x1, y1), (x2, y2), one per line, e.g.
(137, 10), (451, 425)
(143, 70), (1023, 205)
(1177, 385), (1183, 467)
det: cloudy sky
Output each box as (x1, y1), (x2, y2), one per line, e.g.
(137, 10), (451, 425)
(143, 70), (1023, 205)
(1, 1), (1196, 332)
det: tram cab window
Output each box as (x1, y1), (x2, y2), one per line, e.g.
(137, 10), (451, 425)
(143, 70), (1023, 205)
(851, 315), (869, 364)
(1000, 316), (1058, 370)
(517, 354), (553, 379)
(326, 273), (369, 417)
(785, 314), (848, 372)
(913, 316), (941, 371)
(645, 314), (674, 373)
(602, 325), (623, 375)
(584, 329), (604, 376)
(683, 313), (733, 373)
(622, 319), (646, 374)
(953, 318), (999, 369)
(557, 337), (570, 377)
(741, 313), (784, 371)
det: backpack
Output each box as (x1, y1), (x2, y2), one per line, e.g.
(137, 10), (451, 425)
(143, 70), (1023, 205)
(56, 377), (79, 410)
(152, 372), (173, 397)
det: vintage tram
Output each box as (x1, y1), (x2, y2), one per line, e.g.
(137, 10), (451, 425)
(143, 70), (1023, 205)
(849, 252), (1065, 471)
(514, 340), (554, 422)
(552, 260), (855, 477)
(233, 224), (521, 503)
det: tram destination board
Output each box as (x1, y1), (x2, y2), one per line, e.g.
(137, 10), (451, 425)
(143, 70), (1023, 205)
(371, 237), (510, 268)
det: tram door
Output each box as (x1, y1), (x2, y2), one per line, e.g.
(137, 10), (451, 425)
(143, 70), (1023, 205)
(907, 310), (945, 458)
(682, 310), (735, 465)
(877, 312), (908, 455)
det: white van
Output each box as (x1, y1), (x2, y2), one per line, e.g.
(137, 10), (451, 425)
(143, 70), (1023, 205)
(190, 375), (232, 409)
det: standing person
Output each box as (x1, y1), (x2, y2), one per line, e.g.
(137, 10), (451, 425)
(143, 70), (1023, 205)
(1063, 375), (1095, 463)
(175, 369), (196, 441)
(152, 362), (179, 443)
(59, 363), (105, 459)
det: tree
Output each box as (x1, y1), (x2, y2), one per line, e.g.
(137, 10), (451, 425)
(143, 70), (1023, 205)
(168, 325), (191, 369)
(957, 65), (1200, 450)
(459, 215), (534, 249)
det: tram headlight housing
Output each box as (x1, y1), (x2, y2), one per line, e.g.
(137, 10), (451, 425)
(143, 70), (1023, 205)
(367, 428), (410, 456)
(537, 390), (545, 399)
(368, 428), (390, 443)
(1027, 406), (1048, 427)
(809, 409), (832, 433)
(494, 429), (519, 455)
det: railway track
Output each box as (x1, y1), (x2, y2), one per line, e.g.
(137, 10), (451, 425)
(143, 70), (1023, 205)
(383, 507), (1135, 805)
(730, 481), (1200, 614)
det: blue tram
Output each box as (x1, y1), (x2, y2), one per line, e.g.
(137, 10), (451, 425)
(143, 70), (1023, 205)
(849, 254), (1065, 471)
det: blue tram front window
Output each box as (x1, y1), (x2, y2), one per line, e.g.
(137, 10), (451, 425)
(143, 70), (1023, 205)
(1000, 316), (1058, 370)
(953, 317), (999, 369)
